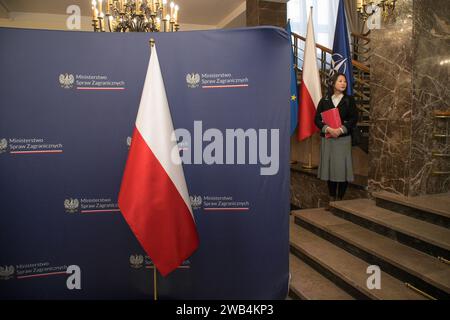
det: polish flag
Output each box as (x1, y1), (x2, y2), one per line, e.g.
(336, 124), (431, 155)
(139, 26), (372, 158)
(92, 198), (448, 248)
(118, 43), (199, 277)
(298, 10), (322, 141)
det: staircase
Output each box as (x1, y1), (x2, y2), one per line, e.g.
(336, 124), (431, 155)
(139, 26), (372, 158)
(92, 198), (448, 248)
(291, 31), (371, 153)
(289, 191), (450, 300)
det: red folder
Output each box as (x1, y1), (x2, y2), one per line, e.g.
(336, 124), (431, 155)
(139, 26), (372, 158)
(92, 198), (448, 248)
(321, 108), (342, 138)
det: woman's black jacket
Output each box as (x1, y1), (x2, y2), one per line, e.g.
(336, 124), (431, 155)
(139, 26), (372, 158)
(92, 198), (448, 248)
(314, 94), (359, 138)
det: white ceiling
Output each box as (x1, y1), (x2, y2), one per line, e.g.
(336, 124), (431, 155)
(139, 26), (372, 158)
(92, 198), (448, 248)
(0, 0), (246, 26)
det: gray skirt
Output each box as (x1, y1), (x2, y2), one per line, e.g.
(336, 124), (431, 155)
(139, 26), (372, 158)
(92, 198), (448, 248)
(317, 135), (354, 182)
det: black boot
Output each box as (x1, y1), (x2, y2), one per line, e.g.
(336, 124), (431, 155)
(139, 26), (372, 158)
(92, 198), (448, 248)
(325, 196), (335, 211)
(336, 182), (347, 201)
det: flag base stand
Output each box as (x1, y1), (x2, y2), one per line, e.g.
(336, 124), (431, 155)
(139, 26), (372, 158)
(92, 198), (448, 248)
(301, 136), (317, 170)
(302, 163), (317, 170)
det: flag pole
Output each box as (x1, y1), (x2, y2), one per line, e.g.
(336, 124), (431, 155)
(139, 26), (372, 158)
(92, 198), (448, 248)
(301, 6), (318, 170)
(153, 266), (158, 300)
(150, 36), (158, 301)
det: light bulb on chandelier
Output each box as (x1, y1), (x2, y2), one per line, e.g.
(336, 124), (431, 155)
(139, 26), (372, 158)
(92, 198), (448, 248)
(91, 0), (180, 32)
(356, 0), (397, 22)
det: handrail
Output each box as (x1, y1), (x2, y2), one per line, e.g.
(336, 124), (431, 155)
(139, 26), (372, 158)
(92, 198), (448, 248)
(351, 32), (370, 42)
(291, 32), (370, 73)
(292, 33), (331, 53)
(353, 60), (369, 73)
(434, 111), (450, 117)
(291, 30), (371, 152)
(291, 30), (371, 131)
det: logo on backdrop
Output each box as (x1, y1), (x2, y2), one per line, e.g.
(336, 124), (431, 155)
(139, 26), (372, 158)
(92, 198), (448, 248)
(188, 195), (250, 212)
(186, 73), (249, 89)
(129, 253), (191, 270)
(59, 73), (126, 91)
(0, 138), (8, 153)
(64, 198), (80, 213)
(189, 195), (202, 209)
(126, 136), (132, 149)
(1, 138), (63, 155)
(129, 255), (192, 270)
(129, 254), (154, 269)
(0, 265), (15, 280)
(65, 197), (119, 214)
(129, 254), (144, 269)
(186, 73), (200, 88)
(1, 262), (81, 289)
(59, 73), (75, 89)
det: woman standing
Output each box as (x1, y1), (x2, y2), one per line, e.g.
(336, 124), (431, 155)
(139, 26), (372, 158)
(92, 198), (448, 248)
(314, 73), (358, 209)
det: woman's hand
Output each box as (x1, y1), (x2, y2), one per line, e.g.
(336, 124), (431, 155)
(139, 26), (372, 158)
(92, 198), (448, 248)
(326, 127), (341, 138)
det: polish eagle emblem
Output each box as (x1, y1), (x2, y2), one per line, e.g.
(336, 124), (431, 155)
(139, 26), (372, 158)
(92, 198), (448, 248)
(0, 265), (15, 280)
(64, 198), (79, 213)
(0, 138), (7, 153)
(59, 73), (75, 89)
(186, 73), (200, 88)
(129, 254), (144, 268)
(189, 195), (202, 209)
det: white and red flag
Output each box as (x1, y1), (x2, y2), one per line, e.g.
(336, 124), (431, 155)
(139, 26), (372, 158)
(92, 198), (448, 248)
(118, 43), (199, 277)
(298, 10), (322, 141)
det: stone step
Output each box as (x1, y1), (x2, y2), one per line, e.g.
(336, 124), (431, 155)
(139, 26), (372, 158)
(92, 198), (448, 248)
(292, 209), (450, 299)
(289, 253), (354, 300)
(290, 222), (426, 300)
(330, 199), (450, 259)
(290, 219), (426, 300)
(373, 191), (450, 228)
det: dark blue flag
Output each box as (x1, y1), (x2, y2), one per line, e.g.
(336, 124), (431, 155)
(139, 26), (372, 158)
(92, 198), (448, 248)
(286, 20), (298, 135)
(331, 0), (354, 95)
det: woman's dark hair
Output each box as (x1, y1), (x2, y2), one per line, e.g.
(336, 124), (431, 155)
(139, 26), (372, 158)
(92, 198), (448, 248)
(328, 72), (347, 96)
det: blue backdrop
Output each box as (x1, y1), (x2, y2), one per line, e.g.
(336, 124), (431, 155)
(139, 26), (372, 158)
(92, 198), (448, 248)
(0, 26), (290, 299)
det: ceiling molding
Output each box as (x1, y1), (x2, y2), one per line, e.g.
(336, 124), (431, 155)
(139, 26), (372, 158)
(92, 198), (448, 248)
(217, 1), (246, 29)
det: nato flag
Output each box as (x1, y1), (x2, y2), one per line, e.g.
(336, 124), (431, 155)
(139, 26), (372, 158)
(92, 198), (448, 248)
(331, 0), (354, 95)
(286, 20), (298, 135)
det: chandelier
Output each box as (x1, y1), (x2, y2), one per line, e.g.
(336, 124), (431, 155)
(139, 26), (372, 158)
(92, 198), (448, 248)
(91, 0), (180, 32)
(357, 0), (397, 22)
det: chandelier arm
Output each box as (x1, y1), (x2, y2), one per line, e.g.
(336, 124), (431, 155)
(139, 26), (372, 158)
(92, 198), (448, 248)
(91, 0), (180, 32)
(106, 14), (112, 32)
(357, 0), (397, 22)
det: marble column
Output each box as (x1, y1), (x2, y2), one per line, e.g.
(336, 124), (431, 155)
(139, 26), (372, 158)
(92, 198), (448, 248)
(369, 0), (450, 196)
(246, 0), (287, 28)
(411, 0), (450, 195)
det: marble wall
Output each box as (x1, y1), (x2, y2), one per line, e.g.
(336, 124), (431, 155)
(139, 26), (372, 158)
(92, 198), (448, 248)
(290, 164), (369, 209)
(411, 0), (450, 195)
(368, 0), (450, 196)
